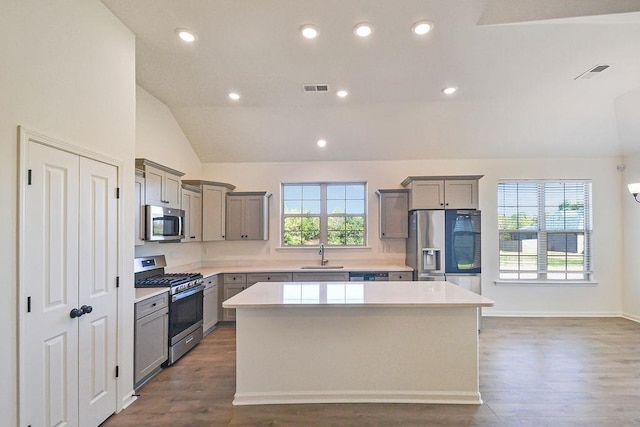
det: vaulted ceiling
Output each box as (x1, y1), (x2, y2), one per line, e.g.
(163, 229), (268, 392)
(102, 0), (640, 163)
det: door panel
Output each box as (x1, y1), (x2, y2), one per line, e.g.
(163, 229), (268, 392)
(225, 196), (244, 240)
(24, 141), (80, 427)
(244, 197), (263, 240)
(45, 333), (70, 426)
(203, 186), (226, 240)
(78, 157), (118, 427)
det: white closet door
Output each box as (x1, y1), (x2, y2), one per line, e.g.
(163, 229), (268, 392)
(78, 157), (118, 427)
(23, 141), (80, 427)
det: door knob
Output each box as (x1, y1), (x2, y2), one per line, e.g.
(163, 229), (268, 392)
(70, 308), (84, 319)
(81, 305), (93, 315)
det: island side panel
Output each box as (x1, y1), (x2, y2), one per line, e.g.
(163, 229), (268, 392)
(233, 305), (481, 405)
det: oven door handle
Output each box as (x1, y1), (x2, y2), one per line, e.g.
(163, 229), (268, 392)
(172, 284), (205, 302)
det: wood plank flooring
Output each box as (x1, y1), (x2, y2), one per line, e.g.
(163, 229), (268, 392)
(102, 317), (640, 426)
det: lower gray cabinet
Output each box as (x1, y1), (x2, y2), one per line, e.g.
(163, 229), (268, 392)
(203, 275), (219, 335)
(223, 283), (245, 321)
(222, 273), (247, 321)
(134, 292), (169, 389)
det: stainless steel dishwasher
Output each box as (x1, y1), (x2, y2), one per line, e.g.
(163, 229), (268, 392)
(348, 272), (389, 281)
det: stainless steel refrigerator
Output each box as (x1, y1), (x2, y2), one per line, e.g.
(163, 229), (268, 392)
(406, 209), (481, 295)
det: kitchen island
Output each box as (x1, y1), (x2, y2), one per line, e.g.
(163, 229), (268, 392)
(223, 281), (494, 406)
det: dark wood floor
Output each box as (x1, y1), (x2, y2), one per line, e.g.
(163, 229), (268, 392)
(102, 317), (640, 426)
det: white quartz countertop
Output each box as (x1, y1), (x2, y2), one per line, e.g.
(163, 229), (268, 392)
(223, 281), (494, 308)
(194, 264), (413, 278)
(134, 287), (170, 303)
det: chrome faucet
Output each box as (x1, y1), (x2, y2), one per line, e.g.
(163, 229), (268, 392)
(319, 243), (328, 265)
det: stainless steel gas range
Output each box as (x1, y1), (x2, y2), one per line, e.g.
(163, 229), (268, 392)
(134, 255), (204, 365)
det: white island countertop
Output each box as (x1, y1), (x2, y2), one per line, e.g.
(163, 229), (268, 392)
(223, 280), (494, 308)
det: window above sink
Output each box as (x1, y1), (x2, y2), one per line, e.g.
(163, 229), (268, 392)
(281, 182), (367, 248)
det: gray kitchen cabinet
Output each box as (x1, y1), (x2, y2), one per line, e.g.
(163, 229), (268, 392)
(134, 170), (145, 246)
(226, 192), (271, 241)
(292, 272), (350, 282)
(389, 271), (412, 281)
(376, 189), (409, 239)
(182, 180), (236, 241)
(181, 184), (202, 242)
(203, 274), (219, 335)
(135, 158), (184, 209)
(134, 292), (169, 389)
(222, 273), (247, 321)
(401, 176), (482, 210)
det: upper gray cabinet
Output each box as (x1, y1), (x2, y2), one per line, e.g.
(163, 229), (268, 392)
(376, 189), (409, 239)
(135, 159), (184, 209)
(181, 184), (202, 242)
(182, 180), (236, 241)
(401, 176), (482, 210)
(225, 191), (271, 241)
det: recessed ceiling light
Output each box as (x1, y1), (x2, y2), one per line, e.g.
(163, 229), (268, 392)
(442, 87), (457, 95)
(317, 139), (327, 148)
(300, 25), (319, 39)
(228, 92), (240, 100)
(411, 20), (433, 35)
(177, 29), (197, 43)
(336, 90), (348, 98)
(354, 23), (373, 38)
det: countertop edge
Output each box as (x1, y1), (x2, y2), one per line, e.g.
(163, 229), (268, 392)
(223, 302), (494, 309)
(135, 287), (170, 303)
(194, 265), (413, 277)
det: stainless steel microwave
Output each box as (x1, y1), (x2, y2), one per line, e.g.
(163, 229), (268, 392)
(145, 205), (185, 241)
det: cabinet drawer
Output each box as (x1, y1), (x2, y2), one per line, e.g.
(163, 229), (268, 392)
(389, 272), (412, 281)
(224, 273), (246, 284)
(247, 272), (293, 285)
(203, 274), (218, 290)
(135, 292), (169, 320)
(292, 272), (350, 282)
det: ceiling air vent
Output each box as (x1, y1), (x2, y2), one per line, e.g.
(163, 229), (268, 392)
(574, 64), (610, 80)
(303, 84), (329, 92)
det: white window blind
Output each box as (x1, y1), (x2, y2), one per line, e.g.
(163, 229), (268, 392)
(497, 180), (592, 281)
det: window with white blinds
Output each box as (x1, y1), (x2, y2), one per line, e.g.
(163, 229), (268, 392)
(497, 180), (592, 281)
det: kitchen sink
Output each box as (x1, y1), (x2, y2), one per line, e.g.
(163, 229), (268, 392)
(300, 265), (344, 269)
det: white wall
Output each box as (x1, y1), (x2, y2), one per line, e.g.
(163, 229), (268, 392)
(0, 1), (136, 425)
(201, 156), (624, 316)
(135, 86), (204, 269)
(136, 86), (202, 179)
(622, 154), (640, 320)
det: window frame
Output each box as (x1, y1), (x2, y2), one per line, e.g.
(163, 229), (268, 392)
(497, 179), (593, 283)
(281, 181), (368, 247)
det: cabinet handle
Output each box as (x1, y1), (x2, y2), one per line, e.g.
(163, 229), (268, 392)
(440, 203), (444, 206)
(190, 236), (196, 239)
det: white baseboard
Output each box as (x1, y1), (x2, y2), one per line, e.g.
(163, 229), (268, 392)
(483, 311), (622, 318)
(622, 312), (640, 323)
